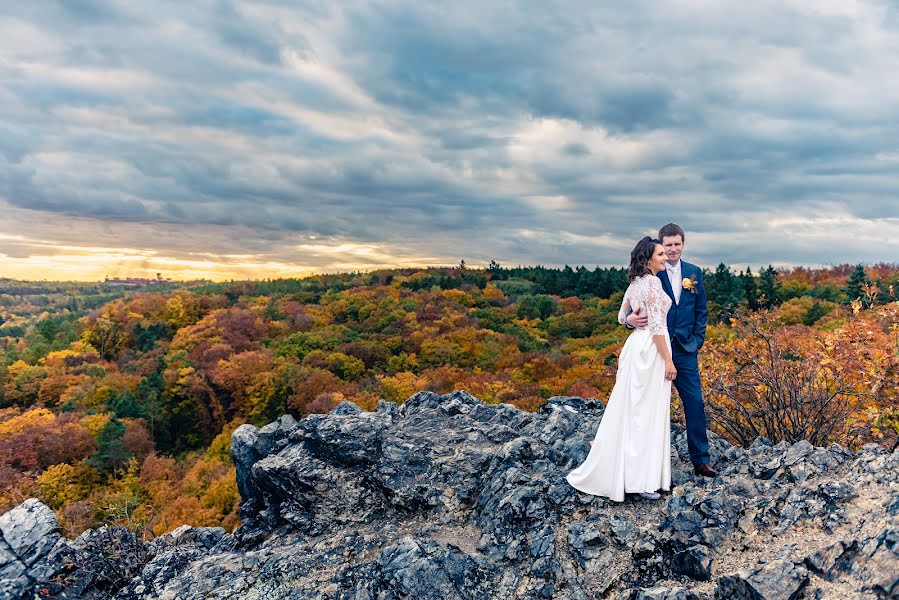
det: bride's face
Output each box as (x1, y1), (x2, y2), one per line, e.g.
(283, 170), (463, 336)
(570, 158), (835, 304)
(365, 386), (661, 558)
(647, 244), (667, 274)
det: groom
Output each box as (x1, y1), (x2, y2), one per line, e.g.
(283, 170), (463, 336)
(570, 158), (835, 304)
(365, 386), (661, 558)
(627, 223), (717, 477)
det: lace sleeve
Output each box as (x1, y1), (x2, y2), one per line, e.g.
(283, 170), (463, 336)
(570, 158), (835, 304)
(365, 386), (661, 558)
(645, 278), (669, 336)
(617, 287), (632, 325)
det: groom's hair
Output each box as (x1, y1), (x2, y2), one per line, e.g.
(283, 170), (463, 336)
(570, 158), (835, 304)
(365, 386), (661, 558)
(658, 223), (685, 242)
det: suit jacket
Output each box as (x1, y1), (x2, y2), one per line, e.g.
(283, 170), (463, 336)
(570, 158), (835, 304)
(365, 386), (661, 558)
(658, 261), (708, 354)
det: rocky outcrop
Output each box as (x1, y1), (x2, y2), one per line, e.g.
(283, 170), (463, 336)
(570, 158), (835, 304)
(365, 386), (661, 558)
(2, 391), (897, 599)
(0, 498), (60, 598)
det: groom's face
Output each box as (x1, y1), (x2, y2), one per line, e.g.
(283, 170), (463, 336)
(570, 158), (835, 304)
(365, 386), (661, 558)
(661, 235), (683, 264)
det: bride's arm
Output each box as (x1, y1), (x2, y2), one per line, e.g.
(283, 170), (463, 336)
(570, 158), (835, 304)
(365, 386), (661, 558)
(617, 289), (632, 325)
(647, 280), (676, 380)
(652, 335), (675, 380)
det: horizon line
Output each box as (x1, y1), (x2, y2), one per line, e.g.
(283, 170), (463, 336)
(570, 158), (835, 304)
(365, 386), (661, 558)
(3, 260), (897, 285)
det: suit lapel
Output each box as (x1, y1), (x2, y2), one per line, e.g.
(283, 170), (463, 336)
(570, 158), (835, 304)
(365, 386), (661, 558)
(678, 262), (695, 308)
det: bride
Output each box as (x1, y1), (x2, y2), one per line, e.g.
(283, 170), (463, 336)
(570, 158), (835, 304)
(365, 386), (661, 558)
(566, 236), (675, 501)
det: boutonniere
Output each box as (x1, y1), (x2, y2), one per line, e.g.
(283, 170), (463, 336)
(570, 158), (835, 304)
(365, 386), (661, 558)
(682, 277), (697, 293)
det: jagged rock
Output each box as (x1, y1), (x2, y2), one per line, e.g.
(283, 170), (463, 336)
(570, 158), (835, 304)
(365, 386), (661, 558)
(232, 413), (299, 502)
(3, 391), (898, 599)
(0, 538), (28, 585)
(0, 498), (59, 568)
(715, 560), (809, 599)
(0, 498), (60, 600)
(332, 400), (363, 415)
(567, 519), (607, 566)
(115, 526), (232, 599)
(847, 527), (899, 597)
(804, 539), (858, 579)
(34, 525), (152, 599)
(625, 587), (710, 600)
(886, 495), (899, 516)
(671, 544), (712, 581)
(608, 513), (637, 546)
(340, 536), (498, 600)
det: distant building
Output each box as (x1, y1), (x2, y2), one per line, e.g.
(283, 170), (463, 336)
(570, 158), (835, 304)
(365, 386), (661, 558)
(103, 273), (173, 287)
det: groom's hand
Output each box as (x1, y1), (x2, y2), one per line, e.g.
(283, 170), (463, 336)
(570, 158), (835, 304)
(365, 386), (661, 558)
(626, 307), (648, 329)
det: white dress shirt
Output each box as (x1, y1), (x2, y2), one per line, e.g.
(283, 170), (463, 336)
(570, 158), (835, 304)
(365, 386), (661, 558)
(666, 260), (682, 304)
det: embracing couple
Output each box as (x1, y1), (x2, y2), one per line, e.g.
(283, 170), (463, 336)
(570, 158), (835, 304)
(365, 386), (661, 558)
(567, 223), (717, 502)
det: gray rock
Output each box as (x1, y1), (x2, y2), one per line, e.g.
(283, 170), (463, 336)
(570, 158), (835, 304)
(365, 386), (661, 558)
(817, 480), (855, 504)
(231, 423), (260, 500)
(715, 560), (809, 600)
(625, 587), (710, 600)
(4, 391), (896, 600)
(340, 536), (497, 599)
(0, 499), (60, 600)
(671, 544), (712, 581)
(32, 525), (152, 599)
(873, 575), (899, 598)
(113, 527), (227, 599)
(528, 524), (560, 579)
(231, 413), (299, 503)
(567, 519), (607, 566)
(0, 575), (31, 600)
(331, 400), (363, 415)
(803, 539), (857, 579)
(0, 498), (59, 568)
(0, 536), (27, 583)
(783, 440), (814, 467)
(608, 513), (637, 546)
(887, 495), (899, 516)
(849, 527), (899, 596)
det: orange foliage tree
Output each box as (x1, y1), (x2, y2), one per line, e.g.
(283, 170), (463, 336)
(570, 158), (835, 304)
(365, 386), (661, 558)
(702, 303), (898, 449)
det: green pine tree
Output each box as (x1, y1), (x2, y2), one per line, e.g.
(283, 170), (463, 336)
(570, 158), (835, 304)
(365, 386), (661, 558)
(759, 265), (781, 308)
(88, 416), (131, 474)
(709, 263), (741, 312)
(803, 301), (829, 326)
(741, 267), (760, 310)
(845, 264), (867, 305)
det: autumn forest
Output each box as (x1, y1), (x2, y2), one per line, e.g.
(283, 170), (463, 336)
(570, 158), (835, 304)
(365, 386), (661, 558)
(1, 262), (896, 538)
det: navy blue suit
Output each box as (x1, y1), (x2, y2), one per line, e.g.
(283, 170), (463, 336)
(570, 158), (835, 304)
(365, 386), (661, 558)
(658, 262), (711, 465)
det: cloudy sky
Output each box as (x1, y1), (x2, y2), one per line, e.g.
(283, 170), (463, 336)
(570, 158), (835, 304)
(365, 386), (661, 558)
(1, 1), (898, 281)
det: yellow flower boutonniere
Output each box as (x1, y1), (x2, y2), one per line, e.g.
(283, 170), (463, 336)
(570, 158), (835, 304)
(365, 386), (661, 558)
(682, 277), (697, 293)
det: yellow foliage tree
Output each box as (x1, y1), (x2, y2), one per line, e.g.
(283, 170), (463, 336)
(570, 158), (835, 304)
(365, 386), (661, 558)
(80, 412), (112, 438)
(0, 407), (55, 436)
(378, 371), (428, 404)
(37, 462), (95, 510)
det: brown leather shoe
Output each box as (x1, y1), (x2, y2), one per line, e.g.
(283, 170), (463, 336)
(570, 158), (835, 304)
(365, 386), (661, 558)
(693, 463), (719, 477)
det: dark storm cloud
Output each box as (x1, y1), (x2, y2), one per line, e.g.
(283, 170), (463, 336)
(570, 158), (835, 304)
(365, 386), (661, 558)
(211, 1), (286, 65)
(1, 0), (898, 275)
(0, 126), (30, 163)
(561, 143), (590, 157)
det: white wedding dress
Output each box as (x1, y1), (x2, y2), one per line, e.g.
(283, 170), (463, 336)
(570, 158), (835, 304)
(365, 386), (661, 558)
(566, 274), (672, 501)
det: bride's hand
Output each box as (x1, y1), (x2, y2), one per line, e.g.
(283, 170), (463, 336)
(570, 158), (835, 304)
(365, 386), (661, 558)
(665, 361), (677, 381)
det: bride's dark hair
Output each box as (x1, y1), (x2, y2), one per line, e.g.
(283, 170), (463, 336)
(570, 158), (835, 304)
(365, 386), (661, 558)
(627, 236), (662, 282)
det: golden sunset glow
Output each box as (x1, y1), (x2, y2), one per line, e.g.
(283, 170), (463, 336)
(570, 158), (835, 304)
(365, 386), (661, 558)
(0, 234), (453, 282)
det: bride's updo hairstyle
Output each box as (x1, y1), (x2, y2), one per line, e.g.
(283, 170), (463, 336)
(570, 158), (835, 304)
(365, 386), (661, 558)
(627, 236), (662, 282)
